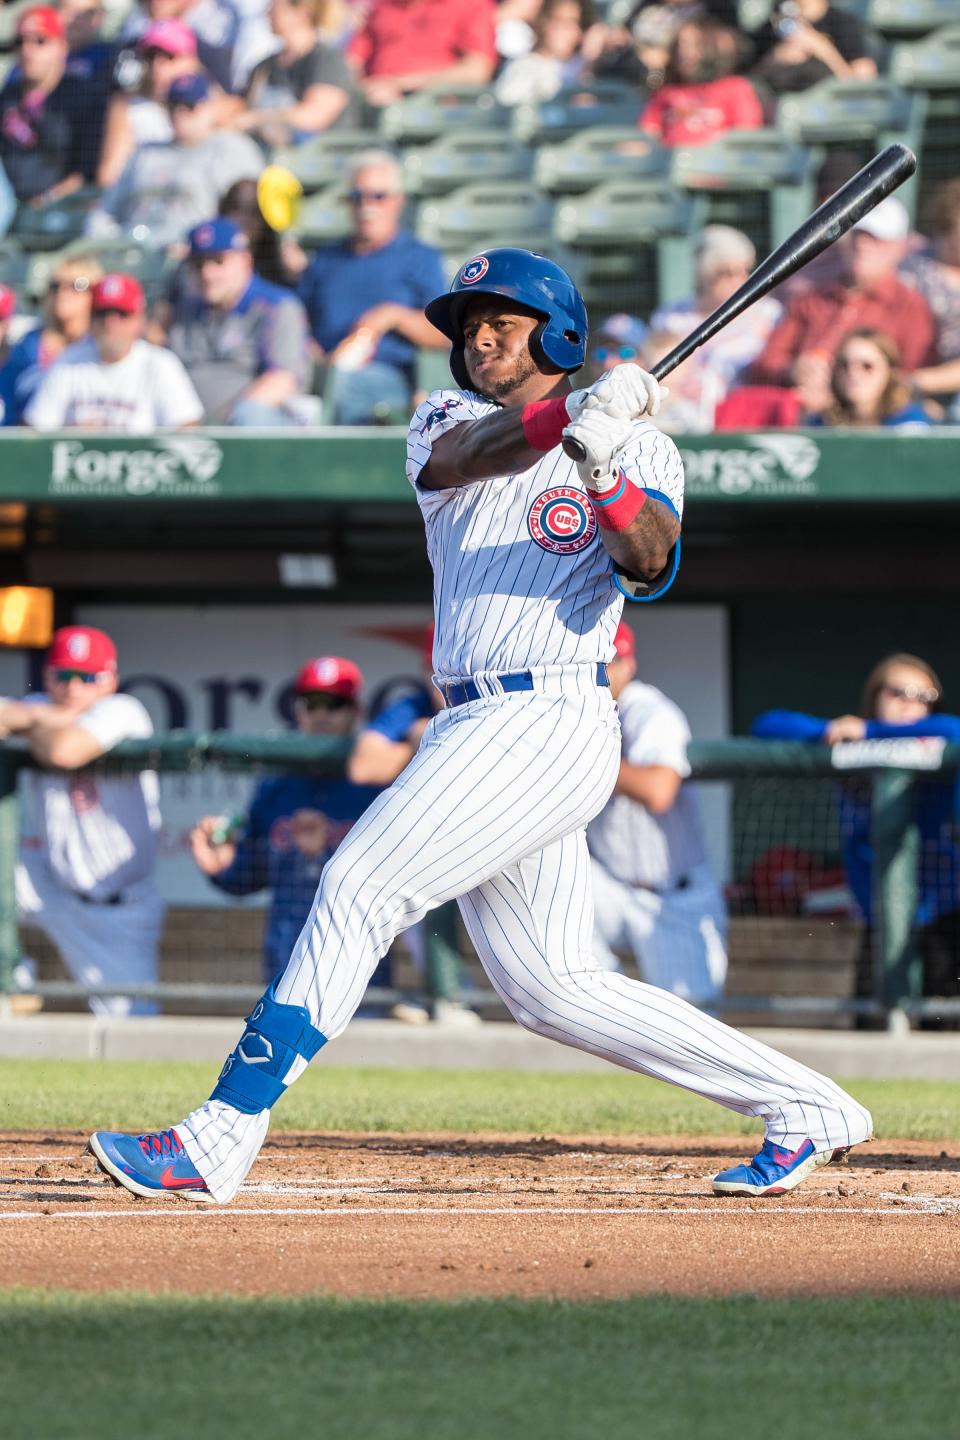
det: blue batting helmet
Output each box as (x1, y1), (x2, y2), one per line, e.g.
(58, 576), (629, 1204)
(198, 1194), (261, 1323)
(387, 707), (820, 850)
(425, 248), (588, 389)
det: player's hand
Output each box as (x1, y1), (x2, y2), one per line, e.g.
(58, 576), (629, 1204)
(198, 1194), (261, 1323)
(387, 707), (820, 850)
(290, 808), (330, 858)
(583, 363), (665, 421)
(190, 816), (237, 875)
(825, 715), (867, 745)
(562, 408), (635, 492)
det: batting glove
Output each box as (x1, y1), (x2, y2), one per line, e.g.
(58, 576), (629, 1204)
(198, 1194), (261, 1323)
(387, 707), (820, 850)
(584, 363), (665, 420)
(562, 408), (636, 492)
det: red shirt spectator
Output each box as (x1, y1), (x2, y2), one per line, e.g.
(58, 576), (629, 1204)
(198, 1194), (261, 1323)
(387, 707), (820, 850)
(348, 0), (496, 105)
(715, 385), (801, 429)
(751, 197), (936, 412)
(639, 17), (762, 146)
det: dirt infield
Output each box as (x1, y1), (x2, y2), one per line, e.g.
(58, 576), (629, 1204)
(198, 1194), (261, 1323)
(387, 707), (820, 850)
(3, 1131), (960, 1300)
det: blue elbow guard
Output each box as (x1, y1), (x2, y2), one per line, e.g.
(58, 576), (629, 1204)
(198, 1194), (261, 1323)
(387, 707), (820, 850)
(616, 488), (682, 603)
(209, 980), (327, 1114)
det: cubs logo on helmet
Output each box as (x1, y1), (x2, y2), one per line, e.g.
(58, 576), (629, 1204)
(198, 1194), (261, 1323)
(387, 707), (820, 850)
(528, 488), (597, 555)
(459, 256), (490, 285)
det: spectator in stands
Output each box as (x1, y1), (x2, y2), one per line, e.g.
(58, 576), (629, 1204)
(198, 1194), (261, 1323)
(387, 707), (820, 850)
(0, 253), (103, 427)
(651, 224), (782, 396)
(88, 74), (263, 246)
(119, 0), (240, 96)
(750, 0), (875, 98)
(0, 624), (165, 1017)
(348, 0), (497, 107)
(806, 329), (930, 430)
(587, 621), (727, 1006)
(753, 655), (960, 1026)
(495, 0), (592, 106)
(229, 0), (361, 146)
(98, 19), (203, 188)
(638, 19), (763, 147)
(0, 285), (16, 375)
(221, 177), (306, 288)
(0, 7), (100, 222)
(191, 656), (381, 985)
(347, 624), (480, 1025)
(582, 0), (739, 87)
(904, 179), (960, 423)
(298, 151), (447, 424)
(169, 216), (313, 424)
(751, 197), (936, 415)
(62, 0), (117, 161)
(585, 312), (648, 381)
(26, 273), (204, 431)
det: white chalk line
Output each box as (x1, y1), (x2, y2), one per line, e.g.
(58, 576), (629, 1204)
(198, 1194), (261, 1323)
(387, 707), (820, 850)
(0, 1204), (955, 1220)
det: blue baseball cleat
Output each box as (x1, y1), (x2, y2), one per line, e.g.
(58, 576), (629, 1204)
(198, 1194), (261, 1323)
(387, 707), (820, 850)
(88, 1127), (215, 1203)
(712, 1137), (850, 1197)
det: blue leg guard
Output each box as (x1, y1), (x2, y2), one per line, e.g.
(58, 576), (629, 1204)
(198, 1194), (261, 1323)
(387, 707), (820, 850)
(209, 980), (327, 1115)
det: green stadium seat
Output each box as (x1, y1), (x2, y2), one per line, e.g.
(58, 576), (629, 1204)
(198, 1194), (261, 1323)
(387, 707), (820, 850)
(403, 135), (534, 198)
(511, 82), (644, 147)
(0, 242), (29, 293)
(416, 182), (555, 263)
(56, 237), (171, 301)
(553, 179), (706, 320)
(534, 127), (669, 196)
(379, 86), (510, 146)
(890, 23), (960, 86)
(270, 132), (386, 194)
(292, 188), (353, 246)
(671, 128), (820, 255)
(869, 0), (960, 36)
(9, 187), (101, 253)
(417, 346), (455, 396)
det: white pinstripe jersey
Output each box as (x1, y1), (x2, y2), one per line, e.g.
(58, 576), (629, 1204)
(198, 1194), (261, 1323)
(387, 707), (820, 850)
(406, 389), (685, 680)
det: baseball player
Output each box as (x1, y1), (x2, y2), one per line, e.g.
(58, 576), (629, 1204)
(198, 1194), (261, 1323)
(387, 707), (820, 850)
(587, 621), (728, 1006)
(0, 625), (164, 1016)
(90, 248), (872, 1201)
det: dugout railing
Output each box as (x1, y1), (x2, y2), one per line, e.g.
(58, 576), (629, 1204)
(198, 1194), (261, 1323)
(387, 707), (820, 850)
(1, 734), (958, 1029)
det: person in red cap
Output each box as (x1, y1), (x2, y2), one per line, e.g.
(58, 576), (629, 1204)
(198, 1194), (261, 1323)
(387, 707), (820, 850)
(190, 656), (382, 984)
(585, 619), (728, 1007)
(25, 273), (203, 432)
(0, 6), (100, 213)
(0, 624), (166, 1016)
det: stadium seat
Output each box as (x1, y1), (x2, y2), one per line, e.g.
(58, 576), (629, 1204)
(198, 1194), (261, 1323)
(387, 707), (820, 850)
(403, 134), (534, 198)
(671, 129), (820, 255)
(416, 182), (555, 269)
(55, 237), (172, 301)
(270, 131), (386, 194)
(0, 241), (29, 294)
(891, 27), (960, 199)
(292, 188), (354, 246)
(869, 0), (960, 36)
(553, 179), (706, 320)
(534, 127), (670, 196)
(9, 187), (101, 253)
(511, 81), (644, 147)
(417, 345), (455, 396)
(379, 86), (510, 146)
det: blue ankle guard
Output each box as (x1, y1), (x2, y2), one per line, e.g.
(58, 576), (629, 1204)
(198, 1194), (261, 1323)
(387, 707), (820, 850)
(209, 980), (327, 1115)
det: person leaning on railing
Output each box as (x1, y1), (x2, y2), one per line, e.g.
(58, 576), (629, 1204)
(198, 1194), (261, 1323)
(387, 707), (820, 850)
(752, 653), (960, 1027)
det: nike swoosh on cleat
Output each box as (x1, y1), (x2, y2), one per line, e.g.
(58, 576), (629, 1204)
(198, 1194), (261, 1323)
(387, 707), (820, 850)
(160, 1165), (207, 1191)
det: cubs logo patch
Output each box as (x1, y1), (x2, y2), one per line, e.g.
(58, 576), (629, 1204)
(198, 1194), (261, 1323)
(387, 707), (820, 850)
(527, 487), (597, 554)
(460, 256), (489, 285)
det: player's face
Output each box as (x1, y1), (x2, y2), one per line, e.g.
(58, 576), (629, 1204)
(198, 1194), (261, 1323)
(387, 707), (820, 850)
(874, 664), (939, 725)
(295, 695), (359, 737)
(45, 668), (117, 714)
(461, 300), (542, 401)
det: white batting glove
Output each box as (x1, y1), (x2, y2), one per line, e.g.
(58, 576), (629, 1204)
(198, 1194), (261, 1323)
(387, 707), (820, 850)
(562, 407), (635, 492)
(587, 363), (666, 421)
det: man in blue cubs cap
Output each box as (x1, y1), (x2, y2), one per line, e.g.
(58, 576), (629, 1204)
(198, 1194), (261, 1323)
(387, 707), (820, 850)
(90, 246), (872, 1206)
(166, 216), (312, 425)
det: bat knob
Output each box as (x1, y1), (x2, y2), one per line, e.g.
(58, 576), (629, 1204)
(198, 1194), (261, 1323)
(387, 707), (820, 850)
(561, 435), (587, 462)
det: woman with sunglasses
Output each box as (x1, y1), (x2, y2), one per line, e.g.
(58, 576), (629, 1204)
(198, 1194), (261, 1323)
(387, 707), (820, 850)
(97, 19), (203, 188)
(0, 254), (102, 426)
(806, 329), (931, 430)
(753, 654), (960, 1026)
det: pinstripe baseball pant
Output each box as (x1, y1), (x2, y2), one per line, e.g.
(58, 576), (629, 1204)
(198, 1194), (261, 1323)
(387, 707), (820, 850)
(179, 672), (872, 1202)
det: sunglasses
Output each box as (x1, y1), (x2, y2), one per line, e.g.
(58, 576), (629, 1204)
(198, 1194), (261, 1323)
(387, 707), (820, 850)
(298, 692), (353, 712)
(346, 190), (396, 204)
(837, 357), (879, 372)
(593, 344), (639, 363)
(881, 682), (939, 705)
(14, 33), (53, 48)
(51, 668), (104, 684)
(192, 252), (229, 266)
(93, 306), (136, 318)
(48, 276), (90, 294)
(143, 47), (178, 60)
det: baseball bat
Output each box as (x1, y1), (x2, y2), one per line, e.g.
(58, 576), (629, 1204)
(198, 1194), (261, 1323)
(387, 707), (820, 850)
(561, 142), (917, 462)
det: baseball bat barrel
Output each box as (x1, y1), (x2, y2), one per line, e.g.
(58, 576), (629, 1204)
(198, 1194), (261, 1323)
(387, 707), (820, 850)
(561, 142), (917, 462)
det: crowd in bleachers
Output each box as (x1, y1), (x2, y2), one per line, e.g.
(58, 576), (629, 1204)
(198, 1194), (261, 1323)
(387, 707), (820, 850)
(0, 0), (954, 428)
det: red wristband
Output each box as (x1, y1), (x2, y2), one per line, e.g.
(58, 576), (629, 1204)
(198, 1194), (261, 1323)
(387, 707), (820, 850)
(521, 397), (569, 452)
(587, 471), (646, 531)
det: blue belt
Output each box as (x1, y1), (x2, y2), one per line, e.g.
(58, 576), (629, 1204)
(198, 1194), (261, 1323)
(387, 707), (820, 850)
(439, 664), (609, 709)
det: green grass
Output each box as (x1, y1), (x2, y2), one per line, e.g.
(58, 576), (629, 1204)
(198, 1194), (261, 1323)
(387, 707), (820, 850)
(3, 1289), (957, 1440)
(2, 1059), (960, 1139)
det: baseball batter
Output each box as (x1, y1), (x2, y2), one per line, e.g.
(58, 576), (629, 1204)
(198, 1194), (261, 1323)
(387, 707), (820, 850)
(587, 621), (728, 1006)
(91, 248), (872, 1201)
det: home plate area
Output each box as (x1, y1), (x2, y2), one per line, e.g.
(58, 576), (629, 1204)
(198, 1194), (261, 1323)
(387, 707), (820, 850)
(3, 1132), (959, 1299)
